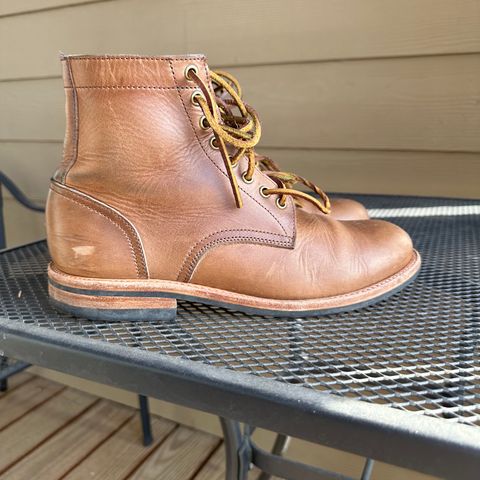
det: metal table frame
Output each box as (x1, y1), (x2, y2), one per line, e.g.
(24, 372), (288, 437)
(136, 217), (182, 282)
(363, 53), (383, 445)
(0, 171), (43, 391)
(1, 302), (479, 480)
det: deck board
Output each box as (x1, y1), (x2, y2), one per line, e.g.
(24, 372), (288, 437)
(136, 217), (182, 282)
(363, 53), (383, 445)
(0, 387), (97, 474)
(128, 426), (220, 479)
(2, 400), (133, 480)
(0, 371), (33, 394)
(193, 445), (226, 480)
(63, 415), (177, 480)
(0, 373), (234, 479)
(0, 376), (65, 430)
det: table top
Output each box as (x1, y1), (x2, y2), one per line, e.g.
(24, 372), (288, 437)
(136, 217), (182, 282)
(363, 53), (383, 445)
(1, 194), (479, 478)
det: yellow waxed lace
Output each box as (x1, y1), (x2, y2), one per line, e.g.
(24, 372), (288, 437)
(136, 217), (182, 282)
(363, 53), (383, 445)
(255, 156), (331, 212)
(190, 69), (330, 214)
(213, 70), (243, 98)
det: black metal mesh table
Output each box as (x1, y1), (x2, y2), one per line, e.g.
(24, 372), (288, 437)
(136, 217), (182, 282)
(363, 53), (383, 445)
(1, 195), (479, 479)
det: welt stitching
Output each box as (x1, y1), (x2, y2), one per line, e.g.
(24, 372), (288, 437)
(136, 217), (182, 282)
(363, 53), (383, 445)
(184, 235), (292, 282)
(167, 59), (290, 237)
(176, 228), (291, 279)
(50, 249), (419, 302)
(52, 186), (143, 278)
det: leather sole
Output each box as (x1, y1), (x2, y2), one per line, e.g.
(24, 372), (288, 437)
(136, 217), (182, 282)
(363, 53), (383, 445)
(48, 250), (421, 320)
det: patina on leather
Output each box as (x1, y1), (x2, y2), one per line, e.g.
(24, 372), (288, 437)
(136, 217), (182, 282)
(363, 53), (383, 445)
(46, 54), (420, 317)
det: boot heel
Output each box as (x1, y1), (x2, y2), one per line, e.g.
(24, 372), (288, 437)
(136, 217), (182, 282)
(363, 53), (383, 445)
(48, 265), (177, 322)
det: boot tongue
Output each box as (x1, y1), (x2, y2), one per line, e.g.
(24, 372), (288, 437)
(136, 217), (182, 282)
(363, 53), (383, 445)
(215, 87), (231, 103)
(195, 63), (222, 120)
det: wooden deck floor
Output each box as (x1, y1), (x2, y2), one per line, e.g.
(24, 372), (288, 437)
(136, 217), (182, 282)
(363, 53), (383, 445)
(0, 372), (268, 480)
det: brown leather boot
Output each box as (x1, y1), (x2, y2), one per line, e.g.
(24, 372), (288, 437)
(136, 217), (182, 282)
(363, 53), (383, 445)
(212, 71), (369, 221)
(46, 54), (420, 321)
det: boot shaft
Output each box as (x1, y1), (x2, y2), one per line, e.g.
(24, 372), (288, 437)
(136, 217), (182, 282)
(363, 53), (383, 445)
(55, 54), (215, 195)
(47, 55), (295, 281)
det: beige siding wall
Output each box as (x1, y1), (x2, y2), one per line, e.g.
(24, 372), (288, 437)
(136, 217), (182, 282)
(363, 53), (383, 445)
(1, 0), (480, 245)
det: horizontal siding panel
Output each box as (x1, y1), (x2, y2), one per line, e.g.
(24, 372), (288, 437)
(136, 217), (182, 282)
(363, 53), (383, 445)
(233, 54), (480, 152)
(1, 142), (59, 199)
(2, 141), (479, 200)
(0, 77), (65, 141)
(0, 0), (104, 17)
(2, 54), (479, 152)
(258, 148), (480, 199)
(2, 198), (46, 247)
(188, 0), (480, 64)
(1, 0), (480, 80)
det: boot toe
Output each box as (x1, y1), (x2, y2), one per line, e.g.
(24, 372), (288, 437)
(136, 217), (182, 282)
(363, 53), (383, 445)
(330, 198), (369, 221)
(349, 218), (415, 287)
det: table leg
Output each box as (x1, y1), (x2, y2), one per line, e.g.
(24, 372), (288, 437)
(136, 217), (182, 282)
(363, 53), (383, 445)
(360, 459), (374, 480)
(0, 356), (8, 391)
(138, 394), (153, 446)
(220, 417), (251, 480)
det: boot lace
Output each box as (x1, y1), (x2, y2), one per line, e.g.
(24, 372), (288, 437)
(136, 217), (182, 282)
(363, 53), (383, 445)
(187, 68), (330, 214)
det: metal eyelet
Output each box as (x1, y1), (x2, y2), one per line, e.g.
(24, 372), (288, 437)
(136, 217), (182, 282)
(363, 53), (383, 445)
(199, 116), (209, 130)
(276, 198), (287, 209)
(185, 64), (198, 81)
(191, 90), (204, 106)
(259, 186), (270, 198)
(231, 161), (239, 169)
(210, 137), (219, 149)
(242, 172), (253, 184)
